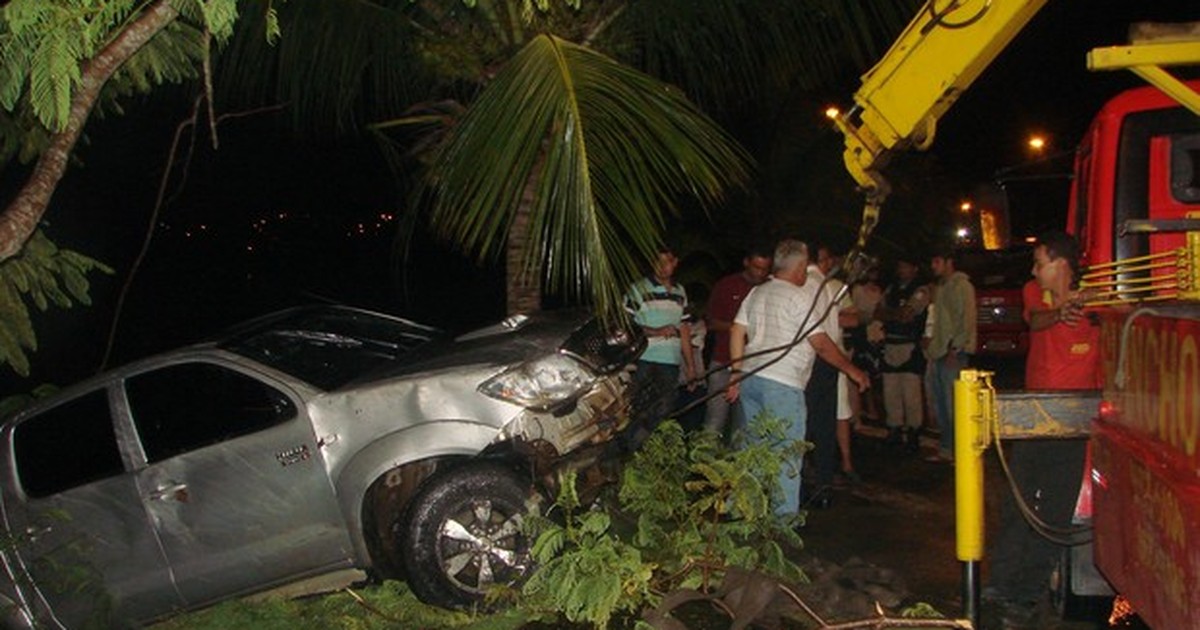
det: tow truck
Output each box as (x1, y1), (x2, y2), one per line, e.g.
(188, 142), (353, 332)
(827, 2), (1200, 628)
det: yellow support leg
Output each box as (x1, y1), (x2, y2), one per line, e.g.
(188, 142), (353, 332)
(954, 368), (995, 627)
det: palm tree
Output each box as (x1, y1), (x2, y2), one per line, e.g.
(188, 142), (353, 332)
(218, 0), (919, 323)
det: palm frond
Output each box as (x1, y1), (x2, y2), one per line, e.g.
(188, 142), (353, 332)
(607, 0), (919, 109)
(216, 0), (445, 137)
(424, 35), (752, 323)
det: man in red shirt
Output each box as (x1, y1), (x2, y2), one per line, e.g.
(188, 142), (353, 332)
(986, 231), (1100, 624)
(1023, 232), (1100, 389)
(704, 246), (772, 436)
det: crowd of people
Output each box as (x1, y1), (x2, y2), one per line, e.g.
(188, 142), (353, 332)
(623, 231), (1102, 627)
(623, 237), (979, 515)
(623, 232), (1096, 518)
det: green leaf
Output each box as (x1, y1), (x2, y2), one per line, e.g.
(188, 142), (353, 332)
(0, 38), (31, 110)
(530, 526), (565, 563)
(28, 25), (82, 132)
(576, 511), (610, 538)
(200, 0), (240, 41)
(0, 278), (35, 349)
(0, 316), (31, 377)
(264, 5), (281, 45)
(424, 34), (751, 326)
(0, 231), (111, 376)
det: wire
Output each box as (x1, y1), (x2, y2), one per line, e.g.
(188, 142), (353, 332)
(666, 262), (861, 421)
(991, 434), (1094, 547)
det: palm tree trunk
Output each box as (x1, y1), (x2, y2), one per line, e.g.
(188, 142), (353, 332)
(0, 0), (180, 262)
(505, 178), (541, 315)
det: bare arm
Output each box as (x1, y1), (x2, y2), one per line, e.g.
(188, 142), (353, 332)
(679, 322), (697, 383)
(725, 322), (748, 402)
(1027, 306), (1059, 332)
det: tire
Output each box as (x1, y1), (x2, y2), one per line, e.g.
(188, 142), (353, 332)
(1051, 545), (1115, 622)
(399, 461), (539, 608)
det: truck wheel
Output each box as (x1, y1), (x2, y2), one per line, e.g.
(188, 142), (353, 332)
(399, 462), (538, 608)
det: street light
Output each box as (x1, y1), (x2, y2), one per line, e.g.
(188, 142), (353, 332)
(1027, 134), (1046, 152)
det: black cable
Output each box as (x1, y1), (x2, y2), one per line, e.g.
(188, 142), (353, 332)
(991, 435), (1094, 547)
(666, 255), (867, 420)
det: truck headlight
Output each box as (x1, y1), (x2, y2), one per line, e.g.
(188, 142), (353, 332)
(479, 353), (596, 411)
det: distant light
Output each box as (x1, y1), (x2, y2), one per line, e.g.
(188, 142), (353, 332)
(824, 107), (840, 119)
(1028, 135), (1046, 151)
(956, 227), (970, 238)
(960, 201), (973, 213)
(1024, 235), (1038, 243)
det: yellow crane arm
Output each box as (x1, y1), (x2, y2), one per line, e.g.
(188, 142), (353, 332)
(831, 0), (1048, 240)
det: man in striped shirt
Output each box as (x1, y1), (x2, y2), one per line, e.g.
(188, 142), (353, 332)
(625, 246), (697, 441)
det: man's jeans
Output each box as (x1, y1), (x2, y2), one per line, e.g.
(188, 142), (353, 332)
(631, 360), (680, 436)
(704, 362), (743, 437)
(737, 374), (807, 516)
(929, 351), (969, 458)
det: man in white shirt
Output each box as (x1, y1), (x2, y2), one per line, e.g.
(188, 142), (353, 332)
(726, 239), (868, 517)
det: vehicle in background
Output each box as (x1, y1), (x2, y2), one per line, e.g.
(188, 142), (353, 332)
(0, 305), (643, 628)
(958, 246), (1033, 357)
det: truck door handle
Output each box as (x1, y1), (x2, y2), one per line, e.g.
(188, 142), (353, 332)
(148, 482), (189, 503)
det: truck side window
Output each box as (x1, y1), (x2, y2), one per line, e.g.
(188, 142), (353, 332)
(1073, 147), (1092, 241)
(125, 362), (297, 464)
(13, 389), (124, 499)
(1170, 132), (1200, 204)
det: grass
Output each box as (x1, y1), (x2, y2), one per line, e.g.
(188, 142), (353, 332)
(149, 581), (532, 630)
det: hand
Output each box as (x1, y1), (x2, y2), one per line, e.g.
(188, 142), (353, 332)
(849, 367), (870, 393)
(945, 350), (960, 370)
(1059, 299), (1085, 326)
(725, 374), (742, 403)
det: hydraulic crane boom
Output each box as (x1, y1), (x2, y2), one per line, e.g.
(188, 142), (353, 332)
(831, 1), (1200, 251)
(829, 0), (1048, 244)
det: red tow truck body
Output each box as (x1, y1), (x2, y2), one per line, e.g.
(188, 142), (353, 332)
(1067, 79), (1200, 629)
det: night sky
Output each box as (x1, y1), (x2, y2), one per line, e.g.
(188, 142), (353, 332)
(927, 0), (1198, 236)
(2, 0), (1198, 391)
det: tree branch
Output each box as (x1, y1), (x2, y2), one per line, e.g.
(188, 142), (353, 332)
(99, 99), (285, 370)
(0, 0), (180, 262)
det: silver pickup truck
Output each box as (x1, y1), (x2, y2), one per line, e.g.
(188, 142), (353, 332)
(0, 306), (643, 628)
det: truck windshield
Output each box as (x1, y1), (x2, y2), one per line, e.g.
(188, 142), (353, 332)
(221, 307), (441, 390)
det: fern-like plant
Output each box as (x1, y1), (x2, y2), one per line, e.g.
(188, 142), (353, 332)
(521, 416), (809, 629)
(620, 418), (807, 591)
(521, 470), (655, 629)
(0, 229), (111, 376)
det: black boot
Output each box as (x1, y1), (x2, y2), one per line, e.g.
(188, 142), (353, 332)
(905, 427), (921, 453)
